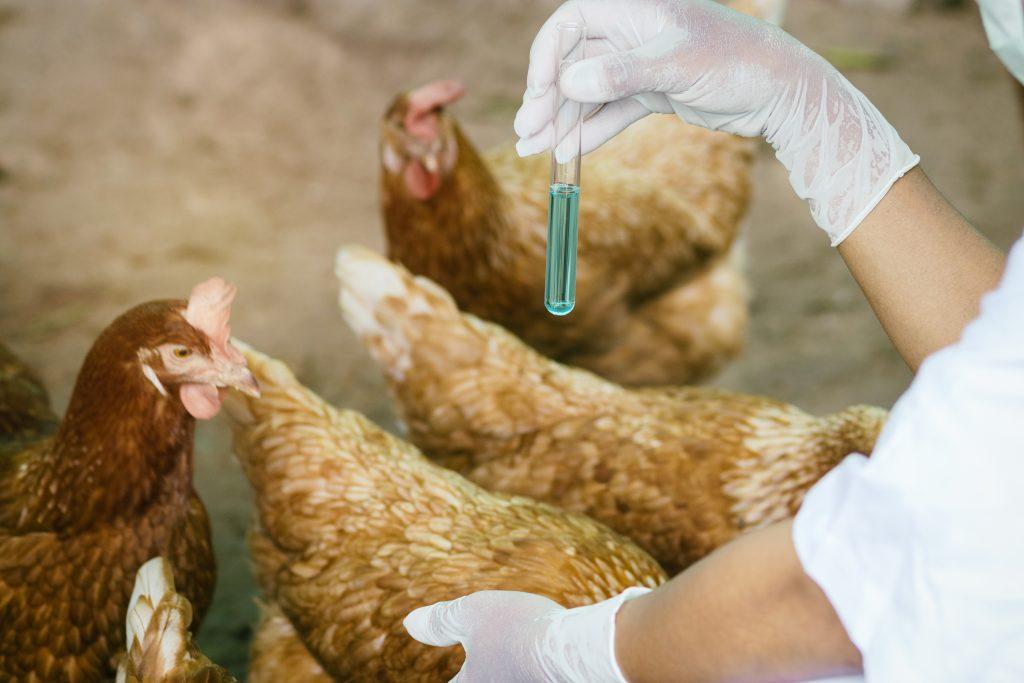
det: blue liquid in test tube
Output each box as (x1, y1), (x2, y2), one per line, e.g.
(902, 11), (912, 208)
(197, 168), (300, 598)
(544, 22), (585, 316)
(545, 183), (580, 315)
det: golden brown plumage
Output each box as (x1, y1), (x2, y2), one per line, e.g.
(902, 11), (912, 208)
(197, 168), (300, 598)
(116, 557), (236, 683)
(0, 281), (256, 682)
(247, 603), (332, 683)
(0, 342), (59, 446)
(380, 86), (752, 387)
(223, 343), (665, 682)
(337, 247), (887, 575)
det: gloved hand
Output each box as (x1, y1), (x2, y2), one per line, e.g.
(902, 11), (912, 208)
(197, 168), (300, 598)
(404, 587), (651, 682)
(514, 0), (920, 245)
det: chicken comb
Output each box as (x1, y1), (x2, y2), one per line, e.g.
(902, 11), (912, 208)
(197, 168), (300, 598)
(184, 277), (244, 364)
(404, 79), (465, 142)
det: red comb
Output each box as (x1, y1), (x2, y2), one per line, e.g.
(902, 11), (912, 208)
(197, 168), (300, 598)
(184, 277), (244, 364)
(404, 80), (466, 142)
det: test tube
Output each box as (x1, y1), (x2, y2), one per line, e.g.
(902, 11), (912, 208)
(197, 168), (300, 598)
(544, 22), (585, 316)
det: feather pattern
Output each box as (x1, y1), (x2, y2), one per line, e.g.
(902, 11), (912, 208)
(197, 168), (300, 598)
(0, 301), (224, 681)
(116, 557), (235, 683)
(338, 248), (887, 575)
(224, 343), (666, 682)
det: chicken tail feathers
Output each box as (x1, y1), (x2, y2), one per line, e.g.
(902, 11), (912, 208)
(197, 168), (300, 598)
(336, 246), (621, 444)
(826, 404), (888, 458)
(336, 245), (466, 382)
(117, 557), (235, 682)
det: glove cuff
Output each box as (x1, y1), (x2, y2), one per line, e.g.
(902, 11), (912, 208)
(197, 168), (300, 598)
(769, 68), (920, 245)
(542, 586), (653, 683)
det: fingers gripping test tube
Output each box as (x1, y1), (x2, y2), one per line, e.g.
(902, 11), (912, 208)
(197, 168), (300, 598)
(544, 22), (585, 316)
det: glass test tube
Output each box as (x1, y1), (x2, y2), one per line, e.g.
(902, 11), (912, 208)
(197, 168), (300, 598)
(544, 21), (585, 316)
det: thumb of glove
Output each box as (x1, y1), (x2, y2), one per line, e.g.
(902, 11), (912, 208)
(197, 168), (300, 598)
(560, 34), (688, 103)
(404, 598), (468, 647)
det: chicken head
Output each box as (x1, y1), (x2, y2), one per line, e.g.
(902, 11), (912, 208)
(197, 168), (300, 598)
(136, 277), (260, 419)
(380, 79), (465, 200)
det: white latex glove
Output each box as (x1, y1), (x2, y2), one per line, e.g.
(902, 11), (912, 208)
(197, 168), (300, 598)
(404, 587), (651, 682)
(514, 0), (920, 245)
(977, 0), (1024, 84)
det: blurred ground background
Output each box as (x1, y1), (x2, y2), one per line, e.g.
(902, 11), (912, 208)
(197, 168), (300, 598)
(1, 0), (1022, 676)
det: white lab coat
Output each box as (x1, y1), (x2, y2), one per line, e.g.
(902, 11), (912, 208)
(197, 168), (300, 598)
(793, 231), (1024, 681)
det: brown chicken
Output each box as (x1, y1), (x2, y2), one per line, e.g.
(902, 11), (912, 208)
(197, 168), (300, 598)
(0, 280), (259, 682)
(223, 343), (665, 682)
(116, 557), (236, 683)
(381, 1), (792, 387)
(380, 78), (758, 386)
(337, 247), (887, 575)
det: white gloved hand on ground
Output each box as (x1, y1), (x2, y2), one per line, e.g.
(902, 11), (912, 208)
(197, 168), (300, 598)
(514, 0), (920, 245)
(404, 587), (650, 682)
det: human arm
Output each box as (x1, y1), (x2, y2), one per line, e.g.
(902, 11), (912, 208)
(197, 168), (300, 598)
(404, 520), (861, 682)
(615, 521), (859, 683)
(836, 168), (1004, 370)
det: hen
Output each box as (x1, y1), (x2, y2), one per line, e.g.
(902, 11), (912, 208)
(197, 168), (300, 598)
(337, 247), (887, 575)
(378, 6), (778, 387)
(223, 343), (665, 682)
(0, 279), (259, 682)
(116, 557), (236, 683)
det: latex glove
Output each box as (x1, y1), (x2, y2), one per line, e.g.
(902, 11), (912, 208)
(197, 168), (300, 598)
(977, 0), (1024, 84)
(404, 587), (651, 682)
(514, 0), (920, 245)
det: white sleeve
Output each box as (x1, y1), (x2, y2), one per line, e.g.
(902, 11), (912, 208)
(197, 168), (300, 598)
(792, 230), (1024, 682)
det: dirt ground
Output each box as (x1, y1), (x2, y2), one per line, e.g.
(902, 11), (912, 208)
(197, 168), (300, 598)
(1, 0), (1022, 676)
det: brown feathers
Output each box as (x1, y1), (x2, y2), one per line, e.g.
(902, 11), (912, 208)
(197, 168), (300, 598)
(248, 604), (332, 683)
(224, 343), (666, 682)
(0, 341), (58, 446)
(0, 298), (225, 681)
(338, 248), (887, 575)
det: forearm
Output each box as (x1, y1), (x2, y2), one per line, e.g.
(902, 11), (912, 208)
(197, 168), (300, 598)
(615, 521), (860, 683)
(837, 167), (1005, 371)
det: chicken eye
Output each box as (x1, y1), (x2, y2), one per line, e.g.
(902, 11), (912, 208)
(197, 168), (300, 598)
(173, 347), (191, 359)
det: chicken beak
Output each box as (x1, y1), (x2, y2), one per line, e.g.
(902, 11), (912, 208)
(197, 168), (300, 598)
(234, 369), (261, 398)
(422, 152), (439, 175)
(216, 361), (261, 398)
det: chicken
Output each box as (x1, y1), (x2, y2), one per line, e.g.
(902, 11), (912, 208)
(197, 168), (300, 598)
(377, 2), (786, 388)
(377, 6), (781, 387)
(380, 94), (750, 386)
(0, 279), (259, 682)
(223, 343), (666, 682)
(337, 247), (887, 575)
(116, 557), (236, 683)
